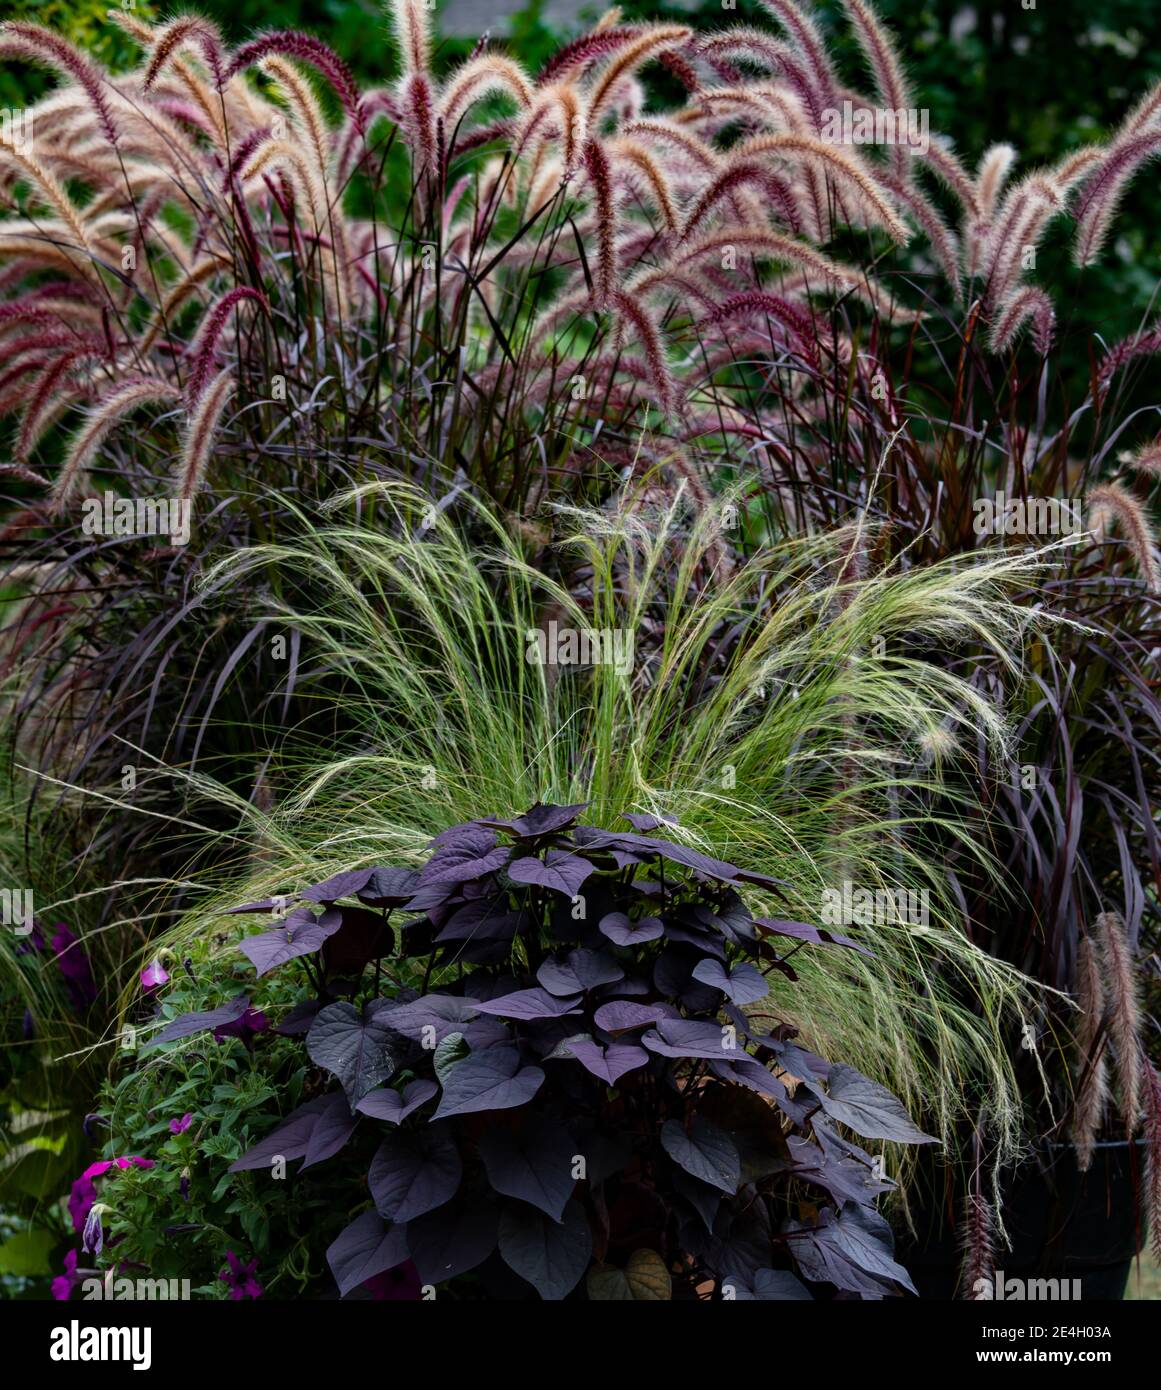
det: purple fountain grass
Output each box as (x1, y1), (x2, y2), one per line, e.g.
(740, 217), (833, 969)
(1073, 934), (1109, 1173)
(1087, 485), (1161, 595)
(957, 1191), (996, 1300)
(1095, 911), (1144, 1130)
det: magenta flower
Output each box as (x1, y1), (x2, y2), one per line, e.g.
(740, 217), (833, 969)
(20, 924), (97, 1010)
(68, 1175), (98, 1232)
(51, 1249), (80, 1302)
(68, 1156), (155, 1232)
(219, 1250), (262, 1300)
(141, 959), (169, 991)
(169, 1112), (193, 1135)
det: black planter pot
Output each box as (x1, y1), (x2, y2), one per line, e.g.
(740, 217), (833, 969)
(897, 1139), (1148, 1300)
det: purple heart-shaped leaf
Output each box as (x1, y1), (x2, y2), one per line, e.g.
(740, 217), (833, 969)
(432, 1047), (545, 1119)
(598, 912), (664, 945)
(507, 851), (595, 897)
(355, 1079), (439, 1124)
(327, 1210), (410, 1298)
(369, 1127), (462, 1222)
(691, 958), (769, 1005)
(471, 987), (582, 1020)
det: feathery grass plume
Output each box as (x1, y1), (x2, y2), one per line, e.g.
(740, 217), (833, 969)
(1122, 75), (1161, 137)
(608, 136), (678, 233)
(982, 176), (1062, 306)
(1050, 144), (1105, 191)
(15, 349), (95, 460)
(399, 70), (438, 178)
(51, 378), (182, 511)
(0, 21), (118, 145)
(917, 140), (979, 218)
(177, 367), (235, 499)
(185, 288), (267, 406)
(621, 116), (719, 171)
(440, 55), (532, 129)
(1087, 484), (1161, 593)
(698, 290), (820, 369)
(518, 83), (585, 169)
(840, 0), (913, 180)
(1130, 442), (1161, 478)
(389, 0), (433, 77)
(957, 1191), (996, 1300)
(583, 137), (617, 308)
(678, 157), (805, 240)
(1095, 911), (1143, 1131)
(659, 225), (856, 290)
(587, 25), (691, 126)
(883, 173), (961, 294)
(1143, 1063), (1161, 1264)
(142, 14), (226, 92)
(989, 285), (1054, 356)
(976, 143), (1016, 219)
(227, 30), (363, 130)
(735, 133), (912, 243)
(537, 24), (642, 84)
(1073, 129), (1161, 267)
(759, 0), (837, 103)
(1096, 321), (1161, 407)
(0, 131), (94, 264)
(1072, 933), (1108, 1172)
(610, 289), (676, 415)
(261, 55), (333, 184)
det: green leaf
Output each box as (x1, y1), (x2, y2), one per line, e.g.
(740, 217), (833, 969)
(586, 1249), (672, 1300)
(433, 1031), (469, 1085)
(0, 1226), (56, 1276)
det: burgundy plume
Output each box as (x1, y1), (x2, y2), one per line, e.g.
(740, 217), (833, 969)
(186, 288), (268, 405)
(227, 31), (364, 131)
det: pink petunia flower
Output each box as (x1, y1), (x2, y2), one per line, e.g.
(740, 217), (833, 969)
(141, 959), (169, 991)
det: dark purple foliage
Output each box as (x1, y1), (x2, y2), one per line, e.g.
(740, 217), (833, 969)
(225, 805), (928, 1300)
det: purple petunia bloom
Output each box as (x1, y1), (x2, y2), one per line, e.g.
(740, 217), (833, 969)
(219, 1250), (262, 1300)
(141, 959), (169, 991)
(68, 1156), (155, 1233)
(212, 1006), (268, 1048)
(82, 1206), (104, 1256)
(50, 925), (98, 1010)
(51, 1249), (79, 1302)
(169, 1112), (193, 1135)
(20, 924), (97, 1010)
(68, 1175), (98, 1233)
